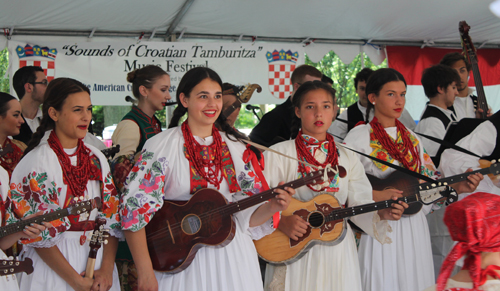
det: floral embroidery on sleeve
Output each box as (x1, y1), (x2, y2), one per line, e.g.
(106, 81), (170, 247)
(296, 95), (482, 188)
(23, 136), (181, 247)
(6, 171), (70, 245)
(420, 150), (441, 180)
(100, 172), (121, 234)
(120, 150), (167, 231)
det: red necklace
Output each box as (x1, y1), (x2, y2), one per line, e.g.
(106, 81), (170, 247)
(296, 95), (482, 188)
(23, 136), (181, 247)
(0, 139), (23, 178)
(295, 131), (339, 191)
(369, 117), (421, 172)
(48, 131), (91, 197)
(181, 121), (224, 189)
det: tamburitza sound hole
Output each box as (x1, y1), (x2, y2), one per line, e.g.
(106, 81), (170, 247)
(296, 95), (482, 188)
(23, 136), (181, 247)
(181, 214), (202, 235)
(308, 211), (324, 228)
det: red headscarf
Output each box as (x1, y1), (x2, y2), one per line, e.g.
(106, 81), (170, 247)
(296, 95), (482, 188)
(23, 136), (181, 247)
(437, 192), (500, 291)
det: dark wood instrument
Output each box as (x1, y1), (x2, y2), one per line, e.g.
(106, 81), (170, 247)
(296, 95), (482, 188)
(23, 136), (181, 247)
(145, 167), (344, 273)
(85, 218), (109, 279)
(459, 21), (488, 119)
(255, 161), (500, 264)
(0, 197), (101, 238)
(0, 257), (33, 276)
(221, 83), (262, 119)
(368, 160), (500, 215)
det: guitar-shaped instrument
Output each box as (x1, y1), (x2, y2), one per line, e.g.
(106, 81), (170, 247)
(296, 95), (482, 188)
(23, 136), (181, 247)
(255, 161), (500, 264)
(459, 21), (488, 119)
(0, 197), (101, 238)
(85, 218), (109, 279)
(0, 257), (33, 276)
(102, 144), (120, 160)
(145, 167), (343, 273)
(221, 83), (262, 119)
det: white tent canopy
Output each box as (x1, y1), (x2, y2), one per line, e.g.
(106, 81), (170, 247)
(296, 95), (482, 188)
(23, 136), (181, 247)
(2, 0), (500, 118)
(2, 0), (500, 48)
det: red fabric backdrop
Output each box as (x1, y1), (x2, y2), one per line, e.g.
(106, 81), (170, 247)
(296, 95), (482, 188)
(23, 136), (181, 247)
(386, 46), (500, 86)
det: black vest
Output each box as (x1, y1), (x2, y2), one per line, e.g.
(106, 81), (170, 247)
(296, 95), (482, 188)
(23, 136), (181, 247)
(483, 110), (500, 160)
(420, 106), (452, 129)
(346, 103), (365, 131)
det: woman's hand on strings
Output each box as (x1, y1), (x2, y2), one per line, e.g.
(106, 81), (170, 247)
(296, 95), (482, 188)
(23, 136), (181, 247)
(450, 168), (483, 194)
(269, 182), (295, 213)
(375, 192), (408, 221)
(278, 215), (309, 241)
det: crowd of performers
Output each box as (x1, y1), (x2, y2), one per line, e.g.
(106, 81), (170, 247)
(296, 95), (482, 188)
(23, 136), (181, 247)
(0, 50), (497, 291)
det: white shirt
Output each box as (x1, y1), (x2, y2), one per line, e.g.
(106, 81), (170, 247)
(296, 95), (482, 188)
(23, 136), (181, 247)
(24, 108), (42, 133)
(415, 104), (457, 157)
(440, 120), (500, 196)
(452, 88), (477, 121)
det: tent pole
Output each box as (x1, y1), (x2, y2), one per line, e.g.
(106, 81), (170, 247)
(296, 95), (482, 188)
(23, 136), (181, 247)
(165, 0), (196, 40)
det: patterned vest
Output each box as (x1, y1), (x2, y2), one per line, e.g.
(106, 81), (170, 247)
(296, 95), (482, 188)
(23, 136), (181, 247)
(121, 106), (162, 152)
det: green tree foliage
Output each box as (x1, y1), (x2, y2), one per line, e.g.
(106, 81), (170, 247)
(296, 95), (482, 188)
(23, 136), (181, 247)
(0, 49), (10, 93)
(155, 107), (167, 126)
(235, 106), (260, 129)
(305, 51), (387, 108)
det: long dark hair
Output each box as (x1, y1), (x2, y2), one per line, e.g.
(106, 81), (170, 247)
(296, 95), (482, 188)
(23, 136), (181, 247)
(168, 67), (246, 141)
(0, 92), (17, 117)
(291, 80), (336, 139)
(365, 68), (407, 122)
(23, 78), (91, 156)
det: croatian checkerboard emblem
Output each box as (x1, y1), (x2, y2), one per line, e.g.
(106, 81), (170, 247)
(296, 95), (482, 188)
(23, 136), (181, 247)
(266, 49), (299, 99)
(16, 44), (58, 81)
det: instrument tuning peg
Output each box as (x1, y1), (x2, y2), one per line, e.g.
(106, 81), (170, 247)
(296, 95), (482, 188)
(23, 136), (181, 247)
(446, 187), (458, 204)
(104, 239), (109, 245)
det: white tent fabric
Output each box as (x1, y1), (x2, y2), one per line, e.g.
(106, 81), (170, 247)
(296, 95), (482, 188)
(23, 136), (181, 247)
(1, 0), (499, 118)
(1, 0), (500, 45)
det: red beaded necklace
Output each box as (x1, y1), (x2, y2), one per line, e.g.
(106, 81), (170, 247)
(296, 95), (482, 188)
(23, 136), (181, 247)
(48, 131), (91, 197)
(181, 121), (224, 189)
(295, 130), (339, 191)
(369, 117), (421, 172)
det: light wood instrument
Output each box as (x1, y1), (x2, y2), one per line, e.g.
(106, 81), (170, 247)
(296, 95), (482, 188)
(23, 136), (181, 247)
(255, 161), (500, 264)
(459, 21), (488, 119)
(0, 257), (33, 276)
(85, 218), (109, 279)
(145, 167), (343, 273)
(0, 197), (101, 238)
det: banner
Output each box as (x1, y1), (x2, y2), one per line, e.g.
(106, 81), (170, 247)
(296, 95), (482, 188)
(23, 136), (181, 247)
(8, 41), (305, 105)
(387, 46), (500, 120)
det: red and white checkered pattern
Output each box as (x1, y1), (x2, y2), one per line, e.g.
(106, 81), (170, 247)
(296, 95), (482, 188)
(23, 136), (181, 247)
(268, 63), (296, 99)
(19, 60), (55, 82)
